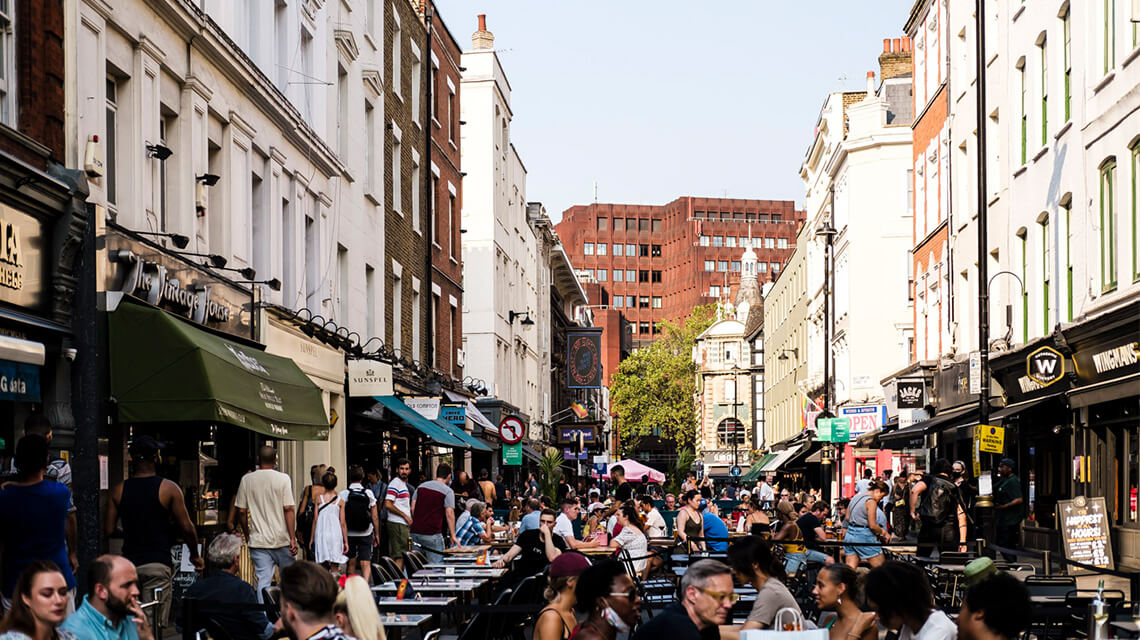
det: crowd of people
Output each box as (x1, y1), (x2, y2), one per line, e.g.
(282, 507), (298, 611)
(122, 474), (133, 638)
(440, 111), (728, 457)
(0, 421), (1037, 640)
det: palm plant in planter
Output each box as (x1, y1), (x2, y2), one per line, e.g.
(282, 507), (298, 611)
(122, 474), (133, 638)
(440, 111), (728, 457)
(538, 446), (564, 502)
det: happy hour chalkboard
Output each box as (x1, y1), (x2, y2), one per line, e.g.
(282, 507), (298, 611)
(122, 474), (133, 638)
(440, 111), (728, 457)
(1057, 496), (1114, 571)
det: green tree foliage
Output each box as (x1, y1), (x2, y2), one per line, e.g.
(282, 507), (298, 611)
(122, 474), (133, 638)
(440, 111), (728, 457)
(667, 448), (696, 495)
(537, 446), (564, 502)
(610, 305), (717, 456)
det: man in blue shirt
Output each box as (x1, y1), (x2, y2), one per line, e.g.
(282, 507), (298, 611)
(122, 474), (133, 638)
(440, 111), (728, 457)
(185, 534), (274, 640)
(518, 498), (542, 532)
(0, 434), (77, 607)
(701, 502), (729, 552)
(62, 555), (153, 640)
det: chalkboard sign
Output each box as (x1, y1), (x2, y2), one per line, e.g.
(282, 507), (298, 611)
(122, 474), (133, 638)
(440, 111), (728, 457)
(1057, 495), (1114, 571)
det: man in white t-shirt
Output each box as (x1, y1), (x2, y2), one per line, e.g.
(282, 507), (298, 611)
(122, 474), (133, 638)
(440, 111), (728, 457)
(553, 498), (598, 550)
(757, 477), (775, 509)
(339, 465), (380, 583)
(384, 459), (413, 571)
(233, 446), (295, 600)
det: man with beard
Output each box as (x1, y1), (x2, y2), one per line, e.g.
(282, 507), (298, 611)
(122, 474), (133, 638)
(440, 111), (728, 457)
(384, 459), (413, 571)
(273, 561), (353, 640)
(62, 555), (154, 640)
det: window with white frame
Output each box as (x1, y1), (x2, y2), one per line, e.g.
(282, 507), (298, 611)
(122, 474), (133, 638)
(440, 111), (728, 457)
(411, 151), (420, 230)
(392, 7), (402, 97)
(105, 77), (118, 208)
(0, 0), (15, 127)
(391, 123), (402, 214)
(583, 242), (594, 256)
(410, 42), (421, 121)
(1100, 158), (1117, 291)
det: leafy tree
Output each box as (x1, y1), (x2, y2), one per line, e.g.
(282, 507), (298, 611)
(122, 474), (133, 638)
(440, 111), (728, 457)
(610, 305), (716, 456)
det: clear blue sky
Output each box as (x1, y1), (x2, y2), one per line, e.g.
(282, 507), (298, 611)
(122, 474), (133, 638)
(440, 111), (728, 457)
(434, 1), (915, 221)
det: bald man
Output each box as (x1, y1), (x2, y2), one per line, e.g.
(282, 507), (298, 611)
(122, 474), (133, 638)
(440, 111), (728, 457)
(234, 446), (296, 601)
(62, 555), (154, 640)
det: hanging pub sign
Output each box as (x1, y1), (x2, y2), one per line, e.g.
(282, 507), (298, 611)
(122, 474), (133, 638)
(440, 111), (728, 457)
(567, 328), (603, 389)
(347, 359), (393, 397)
(1026, 345), (1065, 386)
(896, 381), (925, 409)
(103, 225), (250, 338)
(1057, 495), (1114, 571)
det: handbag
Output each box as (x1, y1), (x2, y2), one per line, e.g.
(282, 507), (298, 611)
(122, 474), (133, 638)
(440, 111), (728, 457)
(740, 608), (828, 639)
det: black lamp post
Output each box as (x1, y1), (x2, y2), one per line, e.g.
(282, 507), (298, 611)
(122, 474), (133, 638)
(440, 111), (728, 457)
(817, 188), (838, 501)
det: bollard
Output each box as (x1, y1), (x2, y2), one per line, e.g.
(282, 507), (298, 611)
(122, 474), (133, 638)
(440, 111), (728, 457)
(1042, 550), (1052, 576)
(975, 538), (985, 557)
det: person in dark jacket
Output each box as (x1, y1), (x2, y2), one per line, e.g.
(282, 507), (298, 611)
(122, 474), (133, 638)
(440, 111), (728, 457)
(185, 534), (274, 640)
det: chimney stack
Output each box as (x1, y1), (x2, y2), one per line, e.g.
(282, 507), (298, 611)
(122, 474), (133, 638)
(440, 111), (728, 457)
(866, 70), (876, 95)
(878, 35), (913, 80)
(472, 14), (494, 50)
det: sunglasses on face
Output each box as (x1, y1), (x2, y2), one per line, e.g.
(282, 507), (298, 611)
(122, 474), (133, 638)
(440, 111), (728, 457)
(608, 590), (639, 600)
(696, 586), (741, 604)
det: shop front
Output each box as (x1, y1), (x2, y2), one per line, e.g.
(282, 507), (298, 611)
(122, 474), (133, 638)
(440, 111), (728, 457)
(1063, 301), (1140, 566)
(101, 227), (331, 536)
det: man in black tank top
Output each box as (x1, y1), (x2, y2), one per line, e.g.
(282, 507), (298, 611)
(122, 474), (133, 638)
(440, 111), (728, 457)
(105, 435), (202, 629)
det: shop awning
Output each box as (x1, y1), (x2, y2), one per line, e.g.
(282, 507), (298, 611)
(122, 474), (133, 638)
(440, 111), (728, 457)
(109, 301), (330, 440)
(740, 455), (776, 482)
(1068, 373), (1140, 409)
(522, 445), (544, 463)
(879, 404), (979, 448)
(759, 444), (806, 473)
(367, 396), (468, 448)
(989, 393), (1066, 421)
(445, 390), (498, 435)
(433, 417), (494, 452)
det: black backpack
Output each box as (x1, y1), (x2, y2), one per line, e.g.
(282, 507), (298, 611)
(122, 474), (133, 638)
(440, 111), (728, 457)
(924, 476), (958, 524)
(344, 488), (372, 531)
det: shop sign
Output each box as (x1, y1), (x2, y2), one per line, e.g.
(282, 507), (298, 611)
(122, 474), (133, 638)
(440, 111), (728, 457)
(817, 417), (850, 443)
(899, 407), (929, 428)
(558, 426), (596, 444)
(405, 397), (441, 420)
(104, 229), (249, 337)
(0, 359), (39, 401)
(562, 448), (588, 461)
(347, 359), (393, 396)
(502, 442), (522, 466)
(567, 329), (603, 389)
(840, 405), (885, 440)
(440, 404), (465, 425)
(896, 381), (925, 409)
(0, 205), (46, 313)
(977, 424), (1004, 454)
(1072, 336), (1140, 386)
(1026, 346), (1065, 386)
(1057, 495), (1114, 570)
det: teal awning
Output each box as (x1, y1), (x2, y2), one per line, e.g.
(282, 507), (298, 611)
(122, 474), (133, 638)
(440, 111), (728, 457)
(433, 418), (493, 452)
(370, 396), (467, 448)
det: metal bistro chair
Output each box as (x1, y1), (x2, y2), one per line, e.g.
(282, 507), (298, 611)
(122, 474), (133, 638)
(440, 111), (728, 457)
(1024, 575), (1078, 639)
(403, 550), (427, 574)
(375, 556), (407, 582)
(261, 586), (282, 623)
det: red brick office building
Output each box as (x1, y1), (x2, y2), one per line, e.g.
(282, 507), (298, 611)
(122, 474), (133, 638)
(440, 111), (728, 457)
(556, 196), (804, 389)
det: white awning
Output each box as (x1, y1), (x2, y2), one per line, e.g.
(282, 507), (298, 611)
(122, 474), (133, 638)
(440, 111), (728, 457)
(0, 335), (45, 366)
(759, 444), (805, 473)
(445, 390), (498, 434)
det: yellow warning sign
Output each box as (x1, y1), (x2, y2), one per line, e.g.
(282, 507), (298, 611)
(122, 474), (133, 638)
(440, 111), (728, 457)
(978, 424), (1004, 454)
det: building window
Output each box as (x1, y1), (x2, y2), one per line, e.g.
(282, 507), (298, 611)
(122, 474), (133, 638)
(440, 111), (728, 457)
(392, 7), (402, 96)
(638, 296), (649, 309)
(583, 242), (594, 256)
(1018, 59), (1027, 164)
(1041, 216), (1051, 333)
(614, 269), (624, 282)
(629, 322), (636, 335)
(613, 217), (624, 231)
(757, 262), (767, 273)
(597, 243), (607, 256)
(639, 321), (650, 334)
(1063, 197), (1073, 321)
(639, 244), (649, 257)
(614, 244), (624, 256)
(391, 124), (402, 213)
(583, 269), (595, 279)
(777, 238), (788, 249)
(651, 244), (661, 257)
(704, 260), (715, 271)
(626, 270), (635, 281)
(638, 218), (649, 232)
(613, 296), (623, 308)
(1132, 142), (1140, 283)
(718, 261), (728, 272)
(717, 418), (745, 448)
(449, 192), (458, 259)
(1019, 230), (1029, 342)
(597, 217), (607, 231)
(652, 296), (662, 308)
(0, 1), (13, 127)
(731, 261), (741, 272)
(1063, 8), (1071, 122)
(1104, 0), (1115, 74)
(1101, 158), (1117, 292)
(626, 243), (635, 255)
(771, 263), (780, 273)
(652, 219), (662, 232)
(638, 270), (649, 283)
(699, 235), (710, 247)
(709, 285), (721, 297)
(448, 87), (456, 142)
(1040, 38), (1048, 145)
(712, 236), (724, 247)
(411, 153), (421, 230)
(726, 236), (736, 248)
(105, 77), (118, 207)
(765, 238), (775, 249)
(597, 269), (607, 281)
(651, 270), (661, 283)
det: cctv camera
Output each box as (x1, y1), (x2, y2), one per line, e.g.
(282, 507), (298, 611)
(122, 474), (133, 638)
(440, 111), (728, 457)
(63, 348), (77, 362)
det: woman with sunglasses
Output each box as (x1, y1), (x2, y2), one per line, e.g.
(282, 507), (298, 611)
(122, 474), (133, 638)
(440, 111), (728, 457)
(0, 561), (75, 640)
(569, 561), (641, 640)
(724, 536), (799, 632)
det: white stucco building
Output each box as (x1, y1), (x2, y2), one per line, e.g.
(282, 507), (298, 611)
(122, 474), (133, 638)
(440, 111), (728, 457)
(459, 17), (543, 431)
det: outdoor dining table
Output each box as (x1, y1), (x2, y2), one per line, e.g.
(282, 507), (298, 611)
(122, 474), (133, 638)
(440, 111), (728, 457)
(378, 613), (433, 640)
(442, 545), (491, 554)
(424, 559), (501, 569)
(414, 567), (508, 579)
(375, 596), (457, 609)
(372, 578), (488, 594)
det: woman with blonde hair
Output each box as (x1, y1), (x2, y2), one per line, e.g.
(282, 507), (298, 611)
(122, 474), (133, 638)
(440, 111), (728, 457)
(333, 576), (386, 640)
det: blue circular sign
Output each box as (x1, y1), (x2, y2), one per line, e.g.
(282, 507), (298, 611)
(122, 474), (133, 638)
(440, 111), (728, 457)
(730, 465), (742, 477)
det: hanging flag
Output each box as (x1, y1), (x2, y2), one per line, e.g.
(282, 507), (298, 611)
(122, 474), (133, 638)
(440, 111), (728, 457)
(570, 402), (588, 419)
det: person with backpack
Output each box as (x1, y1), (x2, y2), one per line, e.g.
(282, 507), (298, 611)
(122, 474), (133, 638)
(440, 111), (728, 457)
(909, 458), (966, 558)
(338, 466), (379, 583)
(409, 464), (458, 564)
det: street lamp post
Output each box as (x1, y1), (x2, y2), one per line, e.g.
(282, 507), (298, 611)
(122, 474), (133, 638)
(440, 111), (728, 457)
(817, 187), (839, 501)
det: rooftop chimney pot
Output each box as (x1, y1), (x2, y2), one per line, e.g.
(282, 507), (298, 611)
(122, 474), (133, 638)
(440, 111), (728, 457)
(893, 37), (901, 52)
(478, 14), (486, 31)
(883, 38), (890, 53)
(472, 13), (495, 50)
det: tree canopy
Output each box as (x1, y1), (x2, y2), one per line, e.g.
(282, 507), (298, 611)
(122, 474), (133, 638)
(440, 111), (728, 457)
(610, 304), (717, 455)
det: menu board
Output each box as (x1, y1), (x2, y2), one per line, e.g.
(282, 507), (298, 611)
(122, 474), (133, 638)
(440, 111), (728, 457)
(1057, 496), (1114, 570)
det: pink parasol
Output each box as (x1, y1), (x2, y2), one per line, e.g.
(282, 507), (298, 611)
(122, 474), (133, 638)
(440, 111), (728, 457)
(602, 459), (666, 483)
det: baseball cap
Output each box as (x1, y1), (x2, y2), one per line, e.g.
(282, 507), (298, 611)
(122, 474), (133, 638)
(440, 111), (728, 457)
(963, 556), (997, 586)
(129, 434), (165, 459)
(549, 552), (591, 578)
(999, 458), (1016, 469)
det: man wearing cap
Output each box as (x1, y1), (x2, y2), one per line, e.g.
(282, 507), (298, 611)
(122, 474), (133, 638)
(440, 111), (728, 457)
(105, 435), (202, 628)
(993, 458), (1024, 561)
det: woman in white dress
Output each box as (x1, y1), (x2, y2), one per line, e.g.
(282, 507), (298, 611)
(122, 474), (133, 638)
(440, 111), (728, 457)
(311, 471), (348, 568)
(609, 503), (649, 577)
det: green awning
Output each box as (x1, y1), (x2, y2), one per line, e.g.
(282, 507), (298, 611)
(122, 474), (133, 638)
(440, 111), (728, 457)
(109, 301), (330, 440)
(433, 418), (494, 452)
(740, 455), (776, 482)
(369, 396), (467, 448)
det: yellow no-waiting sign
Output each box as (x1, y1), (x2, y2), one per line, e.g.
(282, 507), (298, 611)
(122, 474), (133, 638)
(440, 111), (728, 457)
(978, 424), (1004, 454)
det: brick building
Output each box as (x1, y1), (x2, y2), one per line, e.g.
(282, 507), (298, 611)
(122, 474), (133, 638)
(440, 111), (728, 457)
(427, 2), (463, 379)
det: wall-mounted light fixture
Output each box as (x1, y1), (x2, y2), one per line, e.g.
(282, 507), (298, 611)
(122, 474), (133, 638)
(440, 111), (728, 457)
(509, 310), (535, 326)
(236, 278), (282, 292)
(776, 348), (799, 361)
(145, 143), (173, 161)
(210, 265), (257, 281)
(136, 231), (189, 249)
(174, 250), (227, 269)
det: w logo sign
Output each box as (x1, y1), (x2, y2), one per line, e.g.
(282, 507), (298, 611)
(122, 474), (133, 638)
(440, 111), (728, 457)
(1027, 346), (1065, 386)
